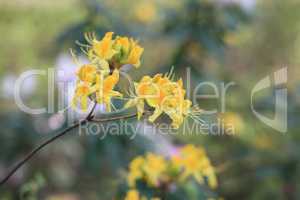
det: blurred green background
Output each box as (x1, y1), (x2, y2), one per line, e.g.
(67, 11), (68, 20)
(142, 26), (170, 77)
(0, 0), (300, 199)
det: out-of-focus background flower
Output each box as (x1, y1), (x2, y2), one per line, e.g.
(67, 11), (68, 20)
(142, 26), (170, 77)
(0, 0), (300, 199)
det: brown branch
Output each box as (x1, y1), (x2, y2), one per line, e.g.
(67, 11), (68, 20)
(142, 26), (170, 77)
(0, 105), (146, 186)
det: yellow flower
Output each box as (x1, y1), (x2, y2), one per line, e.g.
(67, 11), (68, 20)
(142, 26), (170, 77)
(126, 153), (168, 188)
(127, 171), (141, 188)
(76, 64), (97, 83)
(147, 75), (192, 129)
(143, 153), (167, 186)
(71, 32), (146, 112)
(130, 156), (145, 170)
(126, 40), (144, 68)
(203, 166), (218, 189)
(114, 37), (144, 68)
(94, 69), (122, 112)
(87, 32), (117, 61)
(115, 36), (130, 54)
(72, 58), (121, 112)
(125, 75), (155, 119)
(84, 32), (143, 69)
(125, 74), (191, 128)
(124, 189), (152, 200)
(179, 145), (205, 183)
(72, 82), (95, 111)
(124, 190), (140, 200)
(127, 156), (145, 187)
(172, 145), (218, 189)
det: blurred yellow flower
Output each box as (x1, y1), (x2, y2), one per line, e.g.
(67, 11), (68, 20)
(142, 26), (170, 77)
(172, 145), (218, 189)
(254, 135), (274, 150)
(124, 189), (140, 200)
(127, 156), (145, 187)
(143, 153), (167, 186)
(134, 1), (157, 24)
(124, 190), (159, 200)
(127, 153), (167, 187)
(125, 145), (218, 198)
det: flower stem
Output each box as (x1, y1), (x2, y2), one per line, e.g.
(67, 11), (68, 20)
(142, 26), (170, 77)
(0, 105), (142, 186)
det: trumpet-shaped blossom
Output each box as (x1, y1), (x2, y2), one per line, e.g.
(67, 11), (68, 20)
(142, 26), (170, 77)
(94, 69), (122, 112)
(83, 32), (144, 70)
(76, 64), (97, 83)
(72, 62), (121, 112)
(125, 74), (192, 128)
(88, 32), (117, 61)
(114, 37), (144, 68)
(72, 82), (95, 111)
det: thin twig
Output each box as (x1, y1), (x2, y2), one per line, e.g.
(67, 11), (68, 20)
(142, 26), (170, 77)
(0, 121), (84, 186)
(0, 102), (98, 186)
(90, 109), (152, 123)
(90, 112), (138, 122)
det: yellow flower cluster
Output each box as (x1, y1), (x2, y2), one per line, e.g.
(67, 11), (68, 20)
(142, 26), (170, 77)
(125, 73), (192, 128)
(72, 32), (143, 111)
(125, 145), (217, 197)
(72, 67), (121, 111)
(85, 32), (144, 70)
(72, 32), (200, 129)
